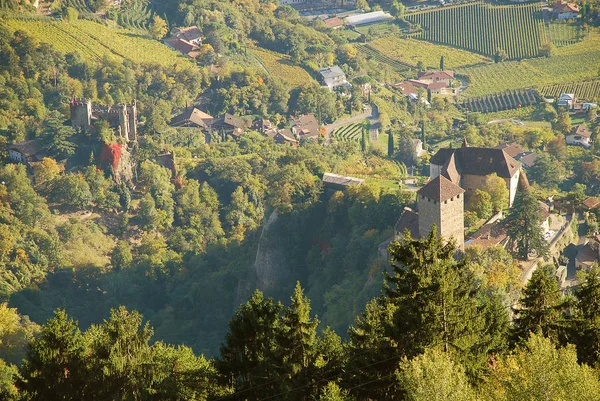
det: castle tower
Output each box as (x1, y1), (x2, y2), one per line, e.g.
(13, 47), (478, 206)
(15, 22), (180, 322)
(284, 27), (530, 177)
(127, 101), (137, 141)
(117, 104), (130, 142)
(70, 98), (92, 131)
(417, 175), (465, 250)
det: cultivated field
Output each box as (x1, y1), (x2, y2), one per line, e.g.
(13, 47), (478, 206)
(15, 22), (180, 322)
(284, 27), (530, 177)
(251, 47), (315, 88)
(1, 17), (190, 66)
(541, 80), (600, 102)
(331, 123), (363, 142)
(355, 44), (411, 72)
(367, 36), (490, 69)
(549, 22), (581, 47)
(405, 2), (546, 60)
(460, 89), (539, 113)
(116, 0), (153, 31)
(458, 31), (600, 97)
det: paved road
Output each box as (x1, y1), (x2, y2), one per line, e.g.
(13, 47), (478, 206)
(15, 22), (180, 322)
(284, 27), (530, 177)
(369, 105), (380, 141)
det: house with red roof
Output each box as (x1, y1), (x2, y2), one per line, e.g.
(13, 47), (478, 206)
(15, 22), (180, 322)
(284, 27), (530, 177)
(553, 1), (579, 19)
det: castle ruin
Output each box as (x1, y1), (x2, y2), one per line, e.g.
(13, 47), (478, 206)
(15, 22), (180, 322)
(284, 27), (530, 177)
(70, 98), (137, 142)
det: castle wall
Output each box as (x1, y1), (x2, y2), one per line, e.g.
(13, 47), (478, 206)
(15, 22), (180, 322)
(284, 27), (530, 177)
(460, 173), (488, 205)
(418, 193), (464, 250)
(70, 99), (92, 131)
(508, 170), (520, 207)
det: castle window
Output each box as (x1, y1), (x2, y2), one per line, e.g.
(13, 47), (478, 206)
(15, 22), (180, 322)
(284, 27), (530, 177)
(428, 198), (430, 202)
(444, 200), (447, 204)
(457, 194), (460, 199)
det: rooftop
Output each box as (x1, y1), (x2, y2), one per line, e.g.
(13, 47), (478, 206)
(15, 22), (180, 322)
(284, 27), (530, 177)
(417, 70), (455, 80)
(319, 66), (346, 80)
(570, 125), (592, 138)
(323, 17), (344, 28)
(431, 147), (521, 179)
(417, 175), (465, 202)
(170, 107), (214, 128)
(583, 197), (600, 210)
(395, 207), (420, 238)
(494, 142), (525, 158)
(322, 173), (364, 187)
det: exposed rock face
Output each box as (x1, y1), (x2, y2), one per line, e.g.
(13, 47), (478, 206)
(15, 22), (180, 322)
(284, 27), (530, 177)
(100, 143), (134, 185)
(252, 210), (291, 291)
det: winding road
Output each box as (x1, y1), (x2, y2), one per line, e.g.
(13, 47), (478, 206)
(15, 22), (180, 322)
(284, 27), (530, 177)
(324, 104), (380, 143)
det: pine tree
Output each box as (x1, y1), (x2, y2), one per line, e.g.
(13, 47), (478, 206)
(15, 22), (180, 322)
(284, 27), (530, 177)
(513, 265), (566, 344)
(385, 229), (496, 373)
(572, 265), (600, 366)
(502, 179), (548, 259)
(278, 282), (319, 399)
(19, 309), (87, 401)
(217, 290), (283, 399)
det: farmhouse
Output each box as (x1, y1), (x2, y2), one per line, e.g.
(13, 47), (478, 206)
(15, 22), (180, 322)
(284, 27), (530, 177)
(553, 1), (579, 19)
(8, 139), (45, 167)
(211, 114), (248, 138)
(170, 107), (214, 129)
(164, 37), (200, 58)
(291, 114), (320, 141)
(417, 70), (455, 86)
(557, 93), (576, 109)
(172, 26), (202, 45)
(576, 235), (600, 270)
(566, 125), (592, 148)
(254, 119), (298, 146)
(582, 196), (600, 211)
(318, 66), (351, 91)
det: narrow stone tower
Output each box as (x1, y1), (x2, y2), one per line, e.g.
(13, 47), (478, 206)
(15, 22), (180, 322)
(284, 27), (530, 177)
(70, 98), (92, 131)
(417, 175), (465, 250)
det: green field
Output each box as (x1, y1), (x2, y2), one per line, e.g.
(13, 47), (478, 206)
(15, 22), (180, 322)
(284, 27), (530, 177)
(405, 2), (547, 60)
(1, 17), (191, 66)
(460, 89), (539, 113)
(251, 47), (315, 89)
(459, 31), (600, 97)
(355, 43), (411, 72)
(367, 36), (490, 69)
(355, 20), (398, 37)
(332, 123), (364, 142)
(549, 22), (581, 47)
(540, 80), (600, 102)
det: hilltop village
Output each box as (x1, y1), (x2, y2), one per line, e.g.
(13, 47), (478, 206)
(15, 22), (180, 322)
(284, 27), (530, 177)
(2, 0), (600, 399)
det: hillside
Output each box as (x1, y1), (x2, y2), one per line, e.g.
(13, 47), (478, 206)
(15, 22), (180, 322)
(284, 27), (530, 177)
(251, 47), (317, 88)
(459, 30), (600, 97)
(405, 2), (547, 60)
(0, 17), (191, 66)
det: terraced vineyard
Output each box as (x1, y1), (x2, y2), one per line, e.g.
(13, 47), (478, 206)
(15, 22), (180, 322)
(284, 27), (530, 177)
(541, 80), (600, 101)
(64, 0), (93, 13)
(1, 18), (191, 66)
(405, 2), (547, 60)
(460, 89), (539, 113)
(116, 0), (153, 31)
(367, 36), (490, 69)
(549, 22), (580, 47)
(355, 44), (411, 72)
(458, 31), (600, 97)
(251, 47), (315, 88)
(332, 123), (363, 142)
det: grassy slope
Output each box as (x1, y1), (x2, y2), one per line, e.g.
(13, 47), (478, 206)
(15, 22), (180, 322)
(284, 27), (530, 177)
(2, 17), (191, 67)
(459, 31), (600, 97)
(368, 36), (490, 69)
(251, 47), (316, 89)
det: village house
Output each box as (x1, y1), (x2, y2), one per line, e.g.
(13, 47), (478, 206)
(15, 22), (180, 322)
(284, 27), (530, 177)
(553, 1), (579, 19)
(164, 26), (202, 58)
(172, 26), (202, 45)
(169, 107), (214, 130)
(494, 142), (537, 169)
(291, 114), (321, 141)
(576, 234), (600, 270)
(582, 196), (600, 211)
(318, 66), (351, 92)
(8, 139), (45, 168)
(211, 114), (248, 138)
(558, 93), (576, 109)
(566, 125), (592, 148)
(417, 70), (455, 86)
(253, 119), (298, 146)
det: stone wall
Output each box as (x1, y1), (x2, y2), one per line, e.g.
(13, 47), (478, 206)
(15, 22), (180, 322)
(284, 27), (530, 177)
(440, 193), (464, 249)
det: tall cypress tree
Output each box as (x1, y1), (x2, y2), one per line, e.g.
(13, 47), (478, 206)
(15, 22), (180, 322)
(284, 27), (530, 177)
(512, 264), (566, 345)
(440, 55), (445, 71)
(387, 131), (394, 157)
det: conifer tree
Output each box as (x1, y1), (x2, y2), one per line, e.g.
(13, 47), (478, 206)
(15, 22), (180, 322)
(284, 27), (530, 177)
(572, 265), (600, 366)
(502, 178), (548, 259)
(388, 131), (394, 157)
(19, 309), (87, 401)
(217, 290), (283, 399)
(278, 282), (319, 399)
(440, 55), (445, 71)
(512, 265), (566, 344)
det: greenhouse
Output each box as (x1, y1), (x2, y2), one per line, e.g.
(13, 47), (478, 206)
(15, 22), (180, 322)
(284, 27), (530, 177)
(345, 11), (393, 26)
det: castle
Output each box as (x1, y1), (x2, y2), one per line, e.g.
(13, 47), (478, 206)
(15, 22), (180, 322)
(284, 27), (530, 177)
(396, 141), (522, 250)
(70, 98), (137, 142)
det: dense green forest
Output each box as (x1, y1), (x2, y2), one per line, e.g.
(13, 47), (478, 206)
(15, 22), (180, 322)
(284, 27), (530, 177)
(1, 0), (600, 399)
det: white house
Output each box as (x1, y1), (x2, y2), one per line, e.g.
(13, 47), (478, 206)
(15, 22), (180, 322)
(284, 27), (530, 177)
(557, 93), (576, 109)
(318, 66), (351, 91)
(553, 1), (579, 19)
(566, 125), (592, 148)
